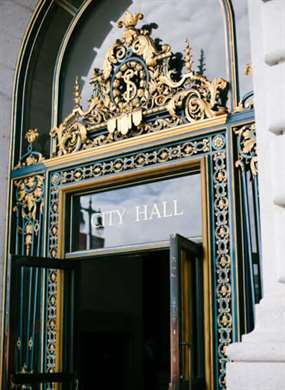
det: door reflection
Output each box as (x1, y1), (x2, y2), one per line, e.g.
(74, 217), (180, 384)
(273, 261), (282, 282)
(79, 197), (105, 250)
(71, 173), (202, 252)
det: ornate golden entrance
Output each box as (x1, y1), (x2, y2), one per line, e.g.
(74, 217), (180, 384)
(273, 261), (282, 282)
(4, 8), (260, 390)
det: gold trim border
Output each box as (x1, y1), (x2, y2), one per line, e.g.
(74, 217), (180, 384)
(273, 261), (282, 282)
(45, 114), (228, 169)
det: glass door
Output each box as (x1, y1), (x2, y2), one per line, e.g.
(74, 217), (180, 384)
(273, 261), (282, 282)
(8, 255), (78, 389)
(169, 234), (204, 390)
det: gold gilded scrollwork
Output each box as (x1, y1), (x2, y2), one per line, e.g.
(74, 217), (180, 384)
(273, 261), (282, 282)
(50, 121), (87, 155)
(13, 129), (45, 255)
(51, 12), (228, 157)
(235, 123), (257, 176)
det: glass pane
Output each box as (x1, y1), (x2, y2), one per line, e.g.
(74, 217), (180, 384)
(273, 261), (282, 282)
(232, 0), (253, 99)
(70, 173), (202, 252)
(59, 0), (228, 121)
(70, 0), (84, 7)
(20, 4), (72, 160)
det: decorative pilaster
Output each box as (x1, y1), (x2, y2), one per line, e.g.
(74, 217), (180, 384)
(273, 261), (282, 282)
(13, 129), (45, 256)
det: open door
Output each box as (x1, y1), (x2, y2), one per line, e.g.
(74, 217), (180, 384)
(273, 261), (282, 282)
(169, 234), (204, 390)
(8, 255), (78, 389)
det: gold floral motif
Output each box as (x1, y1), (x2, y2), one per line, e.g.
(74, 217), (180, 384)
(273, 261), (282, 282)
(25, 128), (39, 144)
(16, 129), (44, 168)
(51, 12), (228, 157)
(13, 175), (44, 255)
(213, 135), (225, 150)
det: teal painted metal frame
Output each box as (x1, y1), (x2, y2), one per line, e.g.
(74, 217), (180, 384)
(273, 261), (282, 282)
(45, 126), (234, 389)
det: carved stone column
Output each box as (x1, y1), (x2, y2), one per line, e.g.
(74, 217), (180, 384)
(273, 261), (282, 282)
(226, 0), (285, 388)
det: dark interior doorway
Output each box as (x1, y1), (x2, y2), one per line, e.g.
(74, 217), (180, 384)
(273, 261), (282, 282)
(77, 249), (170, 390)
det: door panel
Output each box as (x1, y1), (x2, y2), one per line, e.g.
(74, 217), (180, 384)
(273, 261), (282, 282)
(8, 255), (78, 389)
(169, 234), (204, 390)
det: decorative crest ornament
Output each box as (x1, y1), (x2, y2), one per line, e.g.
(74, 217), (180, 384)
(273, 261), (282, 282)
(16, 129), (44, 168)
(51, 12), (228, 157)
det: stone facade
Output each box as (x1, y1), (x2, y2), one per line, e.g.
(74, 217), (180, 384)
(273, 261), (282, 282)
(226, 0), (285, 388)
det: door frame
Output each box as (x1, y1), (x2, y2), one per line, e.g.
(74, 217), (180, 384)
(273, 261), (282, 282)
(56, 157), (213, 389)
(169, 234), (204, 389)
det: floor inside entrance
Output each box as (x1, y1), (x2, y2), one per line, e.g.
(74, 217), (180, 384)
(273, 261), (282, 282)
(78, 250), (170, 390)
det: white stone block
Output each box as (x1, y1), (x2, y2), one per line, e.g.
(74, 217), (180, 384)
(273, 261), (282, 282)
(266, 62), (285, 134)
(227, 340), (285, 361)
(227, 362), (285, 390)
(261, 0), (285, 66)
(271, 134), (285, 204)
(0, 64), (15, 100)
(274, 207), (285, 282)
(0, 1), (35, 41)
(0, 34), (22, 71)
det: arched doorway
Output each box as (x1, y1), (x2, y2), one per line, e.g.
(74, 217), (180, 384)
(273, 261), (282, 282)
(3, 2), (260, 389)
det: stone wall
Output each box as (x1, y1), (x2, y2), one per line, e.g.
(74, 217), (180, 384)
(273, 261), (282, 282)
(227, 0), (285, 388)
(0, 0), (37, 371)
